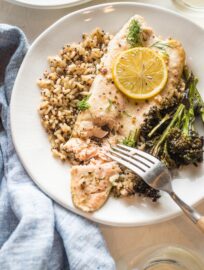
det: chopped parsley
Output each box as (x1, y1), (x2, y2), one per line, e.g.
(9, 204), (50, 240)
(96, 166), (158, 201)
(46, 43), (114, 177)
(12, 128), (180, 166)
(106, 99), (114, 112)
(127, 19), (141, 47)
(122, 130), (137, 147)
(122, 110), (131, 117)
(77, 95), (91, 111)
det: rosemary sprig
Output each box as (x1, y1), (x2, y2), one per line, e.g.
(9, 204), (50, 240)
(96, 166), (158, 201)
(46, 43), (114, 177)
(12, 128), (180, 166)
(150, 41), (172, 53)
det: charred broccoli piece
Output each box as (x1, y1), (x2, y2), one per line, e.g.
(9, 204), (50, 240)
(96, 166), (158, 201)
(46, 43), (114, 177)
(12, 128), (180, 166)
(140, 96), (179, 139)
(134, 179), (161, 202)
(137, 70), (204, 169)
(166, 128), (203, 166)
(150, 103), (185, 161)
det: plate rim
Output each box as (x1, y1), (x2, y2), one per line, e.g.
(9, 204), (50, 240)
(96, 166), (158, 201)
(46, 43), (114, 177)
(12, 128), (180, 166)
(10, 1), (204, 227)
(5, 0), (93, 9)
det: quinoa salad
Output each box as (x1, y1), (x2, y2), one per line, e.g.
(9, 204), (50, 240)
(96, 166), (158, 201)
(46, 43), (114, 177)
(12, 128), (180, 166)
(37, 15), (204, 213)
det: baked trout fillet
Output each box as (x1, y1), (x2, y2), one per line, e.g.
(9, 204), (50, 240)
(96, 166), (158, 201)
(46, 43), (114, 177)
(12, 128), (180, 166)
(64, 15), (186, 212)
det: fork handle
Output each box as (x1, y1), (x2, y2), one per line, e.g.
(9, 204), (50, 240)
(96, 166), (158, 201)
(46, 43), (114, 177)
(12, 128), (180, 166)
(170, 191), (204, 233)
(197, 217), (204, 232)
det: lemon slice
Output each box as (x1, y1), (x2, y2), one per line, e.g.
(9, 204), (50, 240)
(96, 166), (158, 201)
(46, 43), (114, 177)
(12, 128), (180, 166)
(112, 47), (168, 100)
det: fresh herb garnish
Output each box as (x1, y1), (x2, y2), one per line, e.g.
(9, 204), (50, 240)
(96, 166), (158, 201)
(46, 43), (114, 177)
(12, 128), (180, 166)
(123, 130), (137, 147)
(106, 99), (114, 112)
(150, 41), (171, 53)
(122, 110), (131, 117)
(77, 95), (91, 111)
(127, 19), (141, 47)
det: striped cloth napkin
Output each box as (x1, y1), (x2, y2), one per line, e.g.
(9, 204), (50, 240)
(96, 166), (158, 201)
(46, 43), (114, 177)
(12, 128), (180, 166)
(0, 24), (115, 270)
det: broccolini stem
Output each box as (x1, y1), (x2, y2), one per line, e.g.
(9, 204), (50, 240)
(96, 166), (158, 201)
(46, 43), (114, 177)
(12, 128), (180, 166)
(182, 78), (198, 135)
(148, 114), (171, 138)
(183, 68), (204, 124)
(200, 107), (204, 123)
(182, 113), (191, 136)
(151, 104), (185, 156)
(194, 79), (204, 123)
(182, 107), (195, 136)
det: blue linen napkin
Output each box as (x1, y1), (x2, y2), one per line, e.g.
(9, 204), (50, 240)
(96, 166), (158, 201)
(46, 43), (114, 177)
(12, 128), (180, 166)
(0, 24), (116, 270)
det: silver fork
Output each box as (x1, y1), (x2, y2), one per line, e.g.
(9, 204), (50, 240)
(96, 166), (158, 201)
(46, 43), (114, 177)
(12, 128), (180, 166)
(107, 144), (204, 232)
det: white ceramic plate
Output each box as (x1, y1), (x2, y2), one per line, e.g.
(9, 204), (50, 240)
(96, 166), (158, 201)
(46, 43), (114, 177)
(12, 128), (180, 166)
(10, 2), (204, 226)
(6, 0), (92, 9)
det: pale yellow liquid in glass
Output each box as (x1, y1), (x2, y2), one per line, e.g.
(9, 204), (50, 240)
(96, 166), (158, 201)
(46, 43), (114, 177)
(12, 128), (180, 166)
(146, 262), (187, 270)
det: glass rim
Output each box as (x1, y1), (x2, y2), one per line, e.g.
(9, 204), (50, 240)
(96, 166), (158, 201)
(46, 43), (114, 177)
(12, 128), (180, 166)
(143, 258), (185, 270)
(173, 0), (204, 11)
(128, 245), (204, 270)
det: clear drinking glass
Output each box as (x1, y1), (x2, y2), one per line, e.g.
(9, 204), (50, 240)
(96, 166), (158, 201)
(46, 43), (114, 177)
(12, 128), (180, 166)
(174, 0), (204, 10)
(125, 245), (204, 270)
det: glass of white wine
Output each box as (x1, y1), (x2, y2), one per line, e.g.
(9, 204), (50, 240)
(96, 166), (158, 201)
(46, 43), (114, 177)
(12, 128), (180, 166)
(174, 0), (204, 10)
(127, 245), (204, 270)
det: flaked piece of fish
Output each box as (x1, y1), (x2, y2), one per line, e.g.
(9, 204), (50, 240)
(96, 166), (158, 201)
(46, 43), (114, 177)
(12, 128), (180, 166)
(64, 14), (186, 212)
(65, 135), (122, 163)
(71, 161), (121, 212)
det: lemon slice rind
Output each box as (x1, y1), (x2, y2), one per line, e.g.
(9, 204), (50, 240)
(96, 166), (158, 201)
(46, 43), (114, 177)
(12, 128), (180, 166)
(112, 47), (168, 100)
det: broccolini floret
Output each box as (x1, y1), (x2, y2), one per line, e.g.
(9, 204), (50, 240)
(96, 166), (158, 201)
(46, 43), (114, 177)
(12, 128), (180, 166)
(166, 128), (203, 166)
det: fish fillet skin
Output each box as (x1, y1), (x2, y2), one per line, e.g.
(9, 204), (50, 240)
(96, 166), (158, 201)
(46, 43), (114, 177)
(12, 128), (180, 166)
(64, 15), (186, 212)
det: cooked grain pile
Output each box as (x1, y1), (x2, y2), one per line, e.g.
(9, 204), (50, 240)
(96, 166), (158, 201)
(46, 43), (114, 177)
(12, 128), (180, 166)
(37, 28), (112, 161)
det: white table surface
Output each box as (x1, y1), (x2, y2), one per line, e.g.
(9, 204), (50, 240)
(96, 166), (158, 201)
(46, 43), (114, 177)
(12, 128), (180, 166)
(1, 0), (204, 267)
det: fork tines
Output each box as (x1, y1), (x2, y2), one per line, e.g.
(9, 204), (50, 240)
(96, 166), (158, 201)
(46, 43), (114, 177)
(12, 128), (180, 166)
(106, 144), (158, 178)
